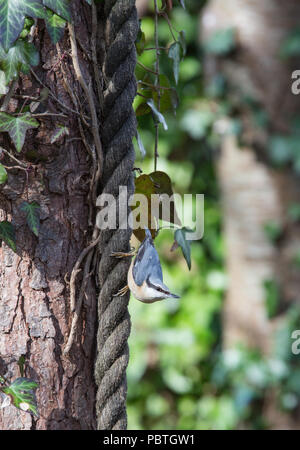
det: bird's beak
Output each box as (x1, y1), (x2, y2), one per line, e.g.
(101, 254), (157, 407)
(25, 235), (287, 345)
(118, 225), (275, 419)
(168, 292), (180, 299)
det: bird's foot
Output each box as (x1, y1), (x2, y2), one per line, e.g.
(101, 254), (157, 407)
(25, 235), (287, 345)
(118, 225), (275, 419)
(111, 248), (135, 258)
(113, 285), (129, 297)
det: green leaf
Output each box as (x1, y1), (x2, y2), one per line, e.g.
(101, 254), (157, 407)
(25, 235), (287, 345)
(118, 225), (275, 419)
(136, 30), (146, 56)
(133, 174), (157, 242)
(263, 221), (282, 243)
(45, 7), (66, 43)
(0, 163), (7, 184)
(168, 41), (181, 84)
(0, 40), (39, 83)
(149, 170), (181, 225)
(17, 355), (25, 377)
(153, 74), (179, 115)
(0, 0), (46, 51)
(2, 377), (39, 416)
(204, 28), (236, 55)
(0, 220), (16, 251)
(147, 99), (168, 130)
(268, 135), (292, 166)
(50, 124), (69, 143)
(178, 30), (186, 57)
(42, 0), (71, 21)
(135, 100), (151, 117)
(280, 28), (300, 58)
(264, 279), (280, 319)
(288, 203), (300, 222)
(20, 201), (40, 236)
(0, 112), (39, 151)
(174, 227), (192, 270)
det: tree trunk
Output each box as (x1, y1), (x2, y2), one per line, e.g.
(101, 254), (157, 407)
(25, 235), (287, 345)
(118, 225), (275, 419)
(201, 0), (300, 428)
(0, 0), (99, 429)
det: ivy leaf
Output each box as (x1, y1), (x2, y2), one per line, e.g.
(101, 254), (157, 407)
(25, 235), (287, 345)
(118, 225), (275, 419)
(0, 40), (39, 83)
(264, 279), (280, 319)
(45, 7), (66, 43)
(132, 174), (157, 242)
(20, 201), (40, 236)
(153, 74), (179, 115)
(178, 30), (186, 57)
(149, 171), (181, 226)
(0, 220), (16, 252)
(135, 99), (151, 117)
(0, 0), (46, 51)
(147, 99), (168, 130)
(0, 163), (8, 184)
(168, 41), (181, 84)
(136, 30), (146, 56)
(50, 124), (69, 143)
(174, 227), (192, 270)
(42, 0), (71, 22)
(2, 377), (39, 416)
(0, 112), (39, 151)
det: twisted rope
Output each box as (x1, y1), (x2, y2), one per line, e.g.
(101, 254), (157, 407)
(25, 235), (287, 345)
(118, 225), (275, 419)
(94, 0), (138, 430)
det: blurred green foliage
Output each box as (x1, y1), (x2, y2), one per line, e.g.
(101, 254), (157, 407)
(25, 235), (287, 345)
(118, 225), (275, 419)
(127, 0), (300, 430)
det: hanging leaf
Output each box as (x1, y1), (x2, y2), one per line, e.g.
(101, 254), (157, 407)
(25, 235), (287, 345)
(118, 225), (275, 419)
(147, 99), (168, 130)
(136, 30), (146, 56)
(0, 163), (8, 184)
(153, 74), (179, 115)
(132, 174), (157, 242)
(136, 76), (178, 116)
(0, 0), (46, 51)
(20, 201), (40, 236)
(44, 7), (66, 43)
(149, 171), (181, 226)
(178, 30), (186, 57)
(0, 112), (39, 151)
(0, 220), (16, 252)
(2, 377), (39, 416)
(42, 0), (71, 21)
(173, 227), (192, 270)
(50, 124), (69, 143)
(135, 130), (146, 159)
(0, 40), (39, 83)
(168, 41), (181, 84)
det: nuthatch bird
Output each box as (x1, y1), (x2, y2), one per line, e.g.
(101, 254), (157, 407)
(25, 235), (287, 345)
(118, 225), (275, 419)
(112, 229), (180, 303)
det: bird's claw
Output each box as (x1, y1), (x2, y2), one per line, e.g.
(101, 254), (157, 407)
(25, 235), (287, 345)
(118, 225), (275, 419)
(113, 285), (129, 297)
(110, 248), (135, 258)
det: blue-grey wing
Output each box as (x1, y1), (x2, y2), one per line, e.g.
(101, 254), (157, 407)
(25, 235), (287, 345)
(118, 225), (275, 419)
(132, 237), (163, 286)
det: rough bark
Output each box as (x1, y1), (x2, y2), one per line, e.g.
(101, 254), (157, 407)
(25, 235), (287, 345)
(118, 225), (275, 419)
(0, 0), (98, 429)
